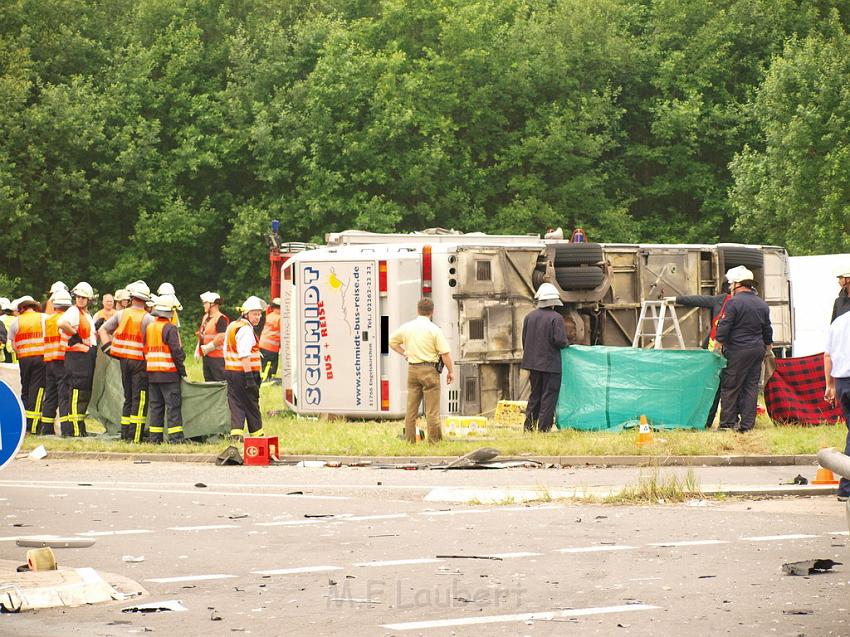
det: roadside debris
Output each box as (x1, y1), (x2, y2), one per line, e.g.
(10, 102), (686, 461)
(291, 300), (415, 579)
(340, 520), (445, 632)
(216, 446), (243, 466)
(27, 548), (57, 571)
(28, 446), (47, 460)
(17, 537), (96, 549)
(442, 448), (500, 471)
(791, 475), (808, 485)
(209, 607), (222, 621)
(436, 554), (504, 561)
(228, 514), (249, 520)
(122, 600), (188, 613)
(122, 556), (145, 563)
(782, 559), (842, 576)
(194, 483), (207, 489)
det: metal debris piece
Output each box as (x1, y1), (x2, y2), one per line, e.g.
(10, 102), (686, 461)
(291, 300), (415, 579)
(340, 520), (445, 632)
(442, 448), (501, 471)
(122, 600), (188, 613)
(782, 559), (842, 576)
(792, 475), (808, 485)
(17, 537), (96, 549)
(216, 446), (243, 466)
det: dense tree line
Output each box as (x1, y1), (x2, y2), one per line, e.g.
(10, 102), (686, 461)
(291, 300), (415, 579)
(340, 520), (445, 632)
(1, 0), (849, 307)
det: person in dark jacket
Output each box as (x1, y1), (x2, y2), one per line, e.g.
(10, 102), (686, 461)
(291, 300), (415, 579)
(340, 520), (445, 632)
(521, 283), (569, 432)
(668, 283), (732, 427)
(143, 296), (186, 444)
(715, 266), (773, 433)
(831, 265), (850, 323)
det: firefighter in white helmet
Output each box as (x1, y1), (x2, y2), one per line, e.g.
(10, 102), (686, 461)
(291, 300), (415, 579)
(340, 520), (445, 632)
(157, 283), (182, 327)
(58, 282), (98, 437)
(144, 295), (186, 443)
(114, 288), (131, 310)
(521, 283), (569, 432)
(98, 280), (154, 442)
(223, 296), (266, 438)
(41, 289), (73, 435)
(43, 281), (68, 314)
(7, 295), (46, 434)
(196, 291), (229, 382)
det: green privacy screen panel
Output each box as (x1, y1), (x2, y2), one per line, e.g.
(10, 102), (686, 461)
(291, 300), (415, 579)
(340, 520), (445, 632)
(88, 350), (230, 439)
(556, 346), (726, 431)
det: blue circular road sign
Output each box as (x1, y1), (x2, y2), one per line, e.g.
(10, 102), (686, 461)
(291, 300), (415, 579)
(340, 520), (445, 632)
(0, 379), (25, 470)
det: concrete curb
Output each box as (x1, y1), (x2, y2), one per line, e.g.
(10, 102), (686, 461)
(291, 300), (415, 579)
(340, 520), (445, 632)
(29, 450), (821, 467)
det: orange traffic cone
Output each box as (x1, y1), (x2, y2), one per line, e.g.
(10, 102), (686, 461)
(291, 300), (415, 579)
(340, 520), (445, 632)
(637, 415), (654, 446)
(812, 466), (840, 485)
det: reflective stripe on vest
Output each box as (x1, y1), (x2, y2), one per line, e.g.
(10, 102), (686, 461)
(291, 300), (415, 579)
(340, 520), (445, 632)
(112, 308), (146, 360)
(14, 311), (44, 358)
(43, 313), (64, 362)
(64, 310), (93, 353)
(258, 312), (281, 351)
(199, 313), (228, 359)
(224, 319), (261, 372)
(144, 318), (177, 373)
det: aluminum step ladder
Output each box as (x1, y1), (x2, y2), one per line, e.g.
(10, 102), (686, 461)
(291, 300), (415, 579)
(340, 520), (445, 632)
(631, 299), (685, 350)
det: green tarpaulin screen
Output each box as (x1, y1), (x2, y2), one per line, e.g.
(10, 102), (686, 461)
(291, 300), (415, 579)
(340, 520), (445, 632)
(556, 346), (726, 431)
(88, 350), (230, 438)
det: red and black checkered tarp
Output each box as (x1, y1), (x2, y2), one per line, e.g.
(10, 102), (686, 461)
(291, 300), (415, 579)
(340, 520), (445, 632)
(764, 353), (844, 424)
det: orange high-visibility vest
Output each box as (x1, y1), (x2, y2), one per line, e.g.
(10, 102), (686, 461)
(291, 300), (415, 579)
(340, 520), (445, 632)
(63, 309), (93, 354)
(144, 318), (177, 373)
(258, 311), (281, 352)
(198, 313), (228, 359)
(43, 313), (64, 363)
(111, 307), (147, 360)
(224, 319), (260, 372)
(14, 311), (45, 358)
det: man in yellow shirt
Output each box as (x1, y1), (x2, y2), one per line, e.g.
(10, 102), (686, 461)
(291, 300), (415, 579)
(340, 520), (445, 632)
(389, 298), (454, 443)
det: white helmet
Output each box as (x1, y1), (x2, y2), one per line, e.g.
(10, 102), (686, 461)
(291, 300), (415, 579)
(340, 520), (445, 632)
(271, 297), (281, 307)
(725, 266), (755, 284)
(156, 292), (182, 311)
(241, 295), (267, 313)
(157, 282), (176, 295)
(127, 280), (151, 301)
(52, 289), (73, 307)
(71, 281), (94, 299)
(49, 281), (68, 294)
(0, 297), (11, 311)
(534, 282), (562, 302)
(115, 288), (131, 302)
(200, 291), (221, 304)
(833, 264), (850, 278)
(13, 295), (37, 311)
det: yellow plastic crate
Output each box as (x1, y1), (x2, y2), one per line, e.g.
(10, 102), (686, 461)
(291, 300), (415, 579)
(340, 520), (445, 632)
(444, 415), (488, 438)
(492, 400), (527, 428)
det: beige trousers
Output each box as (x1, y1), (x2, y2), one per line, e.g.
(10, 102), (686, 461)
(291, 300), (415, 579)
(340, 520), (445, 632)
(405, 364), (442, 443)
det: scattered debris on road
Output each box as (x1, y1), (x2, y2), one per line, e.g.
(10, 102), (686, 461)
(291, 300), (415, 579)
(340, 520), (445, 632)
(436, 554), (504, 561)
(194, 483), (207, 488)
(782, 559), (842, 576)
(17, 538), (95, 549)
(122, 600), (188, 613)
(791, 475), (808, 485)
(121, 556), (145, 563)
(28, 446), (47, 460)
(216, 446), (243, 466)
(209, 607), (222, 621)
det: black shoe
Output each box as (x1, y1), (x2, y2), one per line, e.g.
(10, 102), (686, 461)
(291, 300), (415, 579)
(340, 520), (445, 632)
(838, 496), (849, 502)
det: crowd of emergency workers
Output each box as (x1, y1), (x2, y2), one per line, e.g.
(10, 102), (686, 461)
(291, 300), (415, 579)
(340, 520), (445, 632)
(0, 281), (283, 444)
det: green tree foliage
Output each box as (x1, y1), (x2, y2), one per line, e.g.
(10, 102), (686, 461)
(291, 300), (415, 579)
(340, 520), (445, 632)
(730, 15), (850, 253)
(0, 0), (848, 307)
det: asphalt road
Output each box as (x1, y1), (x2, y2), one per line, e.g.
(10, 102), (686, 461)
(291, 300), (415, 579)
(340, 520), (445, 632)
(0, 459), (848, 636)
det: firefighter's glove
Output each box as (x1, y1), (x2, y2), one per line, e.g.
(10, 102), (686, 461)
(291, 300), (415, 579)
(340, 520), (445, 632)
(67, 333), (82, 347)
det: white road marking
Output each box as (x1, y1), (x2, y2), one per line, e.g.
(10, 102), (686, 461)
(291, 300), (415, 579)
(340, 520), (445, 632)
(486, 552), (543, 559)
(555, 545), (636, 553)
(380, 603), (659, 630)
(345, 514), (408, 521)
(251, 566), (341, 576)
(254, 520), (323, 527)
(355, 558), (442, 567)
(0, 482), (348, 500)
(827, 531), (850, 536)
(419, 509), (492, 516)
(146, 574), (238, 583)
(741, 534), (819, 542)
(168, 524), (241, 532)
(78, 529), (151, 537)
(648, 540), (729, 547)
